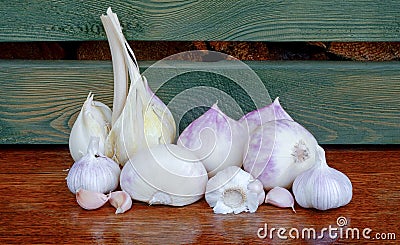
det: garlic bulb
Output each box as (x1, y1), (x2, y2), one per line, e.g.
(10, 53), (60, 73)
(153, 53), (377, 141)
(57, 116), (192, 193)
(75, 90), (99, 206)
(69, 93), (112, 161)
(67, 137), (121, 194)
(177, 103), (248, 177)
(205, 166), (265, 214)
(120, 144), (208, 206)
(293, 145), (352, 210)
(243, 119), (318, 190)
(76, 188), (110, 210)
(101, 8), (176, 165)
(239, 97), (293, 133)
(265, 186), (296, 213)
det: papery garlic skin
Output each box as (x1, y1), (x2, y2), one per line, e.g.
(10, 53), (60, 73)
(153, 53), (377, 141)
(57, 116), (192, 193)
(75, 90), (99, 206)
(293, 146), (352, 211)
(120, 144), (208, 206)
(67, 137), (121, 194)
(178, 103), (248, 177)
(205, 166), (265, 214)
(69, 93), (112, 161)
(239, 97), (293, 133)
(265, 186), (296, 213)
(243, 119), (318, 190)
(101, 9), (176, 165)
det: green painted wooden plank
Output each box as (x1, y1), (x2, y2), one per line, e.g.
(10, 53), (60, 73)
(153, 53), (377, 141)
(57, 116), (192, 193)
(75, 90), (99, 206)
(0, 60), (399, 144)
(1, 0), (399, 42)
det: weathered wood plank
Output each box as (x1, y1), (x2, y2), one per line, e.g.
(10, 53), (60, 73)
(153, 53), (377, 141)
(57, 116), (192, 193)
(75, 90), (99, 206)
(0, 60), (399, 144)
(1, 0), (399, 42)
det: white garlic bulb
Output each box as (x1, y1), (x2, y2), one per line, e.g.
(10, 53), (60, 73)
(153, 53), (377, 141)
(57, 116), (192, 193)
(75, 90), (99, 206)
(67, 137), (121, 194)
(292, 145), (352, 210)
(69, 92), (112, 161)
(243, 119), (318, 190)
(205, 166), (265, 214)
(101, 8), (176, 165)
(120, 144), (208, 206)
(177, 103), (248, 177)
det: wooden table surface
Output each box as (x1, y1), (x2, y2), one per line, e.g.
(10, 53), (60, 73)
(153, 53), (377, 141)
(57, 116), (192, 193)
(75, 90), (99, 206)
(0, 145), (398, 244)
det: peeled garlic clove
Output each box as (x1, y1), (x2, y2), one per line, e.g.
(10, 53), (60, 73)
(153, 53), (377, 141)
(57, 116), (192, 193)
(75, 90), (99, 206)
(265, 186), (296, 213)
(239, 97), (293, 133)
(67, 137), (121, 194)
(120, 144), (208, 206)
(293, 145), (353, 210)
(205, 166), (264, 214)
(69, 92), (112, 161)
(243, 119), (318, 190)
(109, 191), (132, 214)
(76, 188), (109, 210)
(101, 9), (176, 165)
(177, 103), (248, 177)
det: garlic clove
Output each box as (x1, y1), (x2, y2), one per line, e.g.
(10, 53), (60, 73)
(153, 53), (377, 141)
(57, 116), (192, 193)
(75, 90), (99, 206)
(67, 136), (121, 194)
(109, 191), (132, 214)
(76, 188), (109, 210)
(120, 144), (208, 206)
(205, 166), (264, 214)
(292, 145), (353, 210)
(101, 9), (176, 165)
(69, 92), (112, 161)
(243, 119), (318, 190)
(239, 97), (293, 133)
(247, 179), (266, 205)
(265, 186), (296, 213)
(177, 103), (248, 177)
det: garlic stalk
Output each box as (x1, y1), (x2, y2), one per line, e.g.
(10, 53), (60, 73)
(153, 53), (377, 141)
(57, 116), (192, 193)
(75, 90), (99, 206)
(177, 103), (248, 177)
(69, 92), (112, 161)
(67, 136), (121, 194)
(292, 145), (352, 210)
(205, 166), (265, 214)
(101, 8), (176, 165)
(120, 144), (208, 206)
(101, 8), (128, 125)
(243, 119), (318, 190)
(239, 97), (293, 133)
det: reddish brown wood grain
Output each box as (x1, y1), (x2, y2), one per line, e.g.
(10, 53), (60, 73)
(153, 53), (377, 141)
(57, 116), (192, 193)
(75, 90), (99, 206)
(0, 146), (399, 244)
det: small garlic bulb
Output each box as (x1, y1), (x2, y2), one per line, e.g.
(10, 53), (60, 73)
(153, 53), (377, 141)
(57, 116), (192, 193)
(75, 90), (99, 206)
(292, 145), (352, 210)
(69, 93), (112, 161)
(205, 166), (265, 214)
(67, 137), (121, 194)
